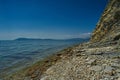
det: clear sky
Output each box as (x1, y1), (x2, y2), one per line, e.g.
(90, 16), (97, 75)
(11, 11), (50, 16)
(0, 0), (108, 40)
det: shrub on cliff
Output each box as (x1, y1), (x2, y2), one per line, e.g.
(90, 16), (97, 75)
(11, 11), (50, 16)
(117, 0), (120, 2)
(114, 11), (120, 20)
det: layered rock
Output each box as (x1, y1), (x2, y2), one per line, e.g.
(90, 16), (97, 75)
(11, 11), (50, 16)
(91, 0), (120, 43)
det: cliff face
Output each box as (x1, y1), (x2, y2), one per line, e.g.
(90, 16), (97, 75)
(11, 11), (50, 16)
(91, 0), (120, 43)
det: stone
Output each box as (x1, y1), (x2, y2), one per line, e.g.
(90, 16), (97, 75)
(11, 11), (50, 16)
(90, 77), (95, 80)
(118, 77), (120, 80)
(86, 59), (96, 65)
(116, 69), (120, 73)
(31, 74), (37, 78)
(76, 50), (86, 53)
(104, 66), (113, 73)
(117, 73), (120, 77)
(90, 66), (102, 71)
(111, 63), (120, 68)
(41, 76), (48, 80)
(100, 78), (110, 80)
(104, 66), (116, 76)
(104, 78), (110, 80)
(81, 53), (86, 56)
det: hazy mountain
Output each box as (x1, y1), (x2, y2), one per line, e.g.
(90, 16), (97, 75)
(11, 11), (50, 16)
(15, 37), (90, 42)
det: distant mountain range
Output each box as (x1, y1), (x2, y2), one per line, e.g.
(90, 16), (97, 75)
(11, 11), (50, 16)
(15, 38), (55, 41)
(15, 38), (90, 42)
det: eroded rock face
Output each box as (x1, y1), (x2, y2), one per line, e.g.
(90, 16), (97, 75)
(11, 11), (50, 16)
(91, 0), (120, 43)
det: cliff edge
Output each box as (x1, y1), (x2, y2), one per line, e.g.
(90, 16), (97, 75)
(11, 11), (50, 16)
(91, 0), (120, 43)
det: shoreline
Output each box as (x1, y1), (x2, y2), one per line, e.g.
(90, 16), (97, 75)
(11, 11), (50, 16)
(4, 41), (120, 80)
(4, 43), (80, 80)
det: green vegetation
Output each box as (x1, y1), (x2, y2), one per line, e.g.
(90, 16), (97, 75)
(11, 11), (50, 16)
(114, 11), (120, 20)
(117, 0), (120, 2)
(114, 34), (120, 41)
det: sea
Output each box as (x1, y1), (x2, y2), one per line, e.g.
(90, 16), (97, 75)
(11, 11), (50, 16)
(0, 39), (88, 79)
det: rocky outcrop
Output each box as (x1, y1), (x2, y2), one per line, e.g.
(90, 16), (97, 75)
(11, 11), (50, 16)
(91, 0), (120, 43)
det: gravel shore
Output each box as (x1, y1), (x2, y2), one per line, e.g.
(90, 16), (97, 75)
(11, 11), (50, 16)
(5, 40), (120, 80)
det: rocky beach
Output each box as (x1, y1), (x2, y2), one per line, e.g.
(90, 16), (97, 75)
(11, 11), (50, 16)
(4, 0), (120, 80)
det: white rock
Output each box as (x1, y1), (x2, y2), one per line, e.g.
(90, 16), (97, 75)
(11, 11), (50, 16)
(104, 78), (109, 80)
(90, 77), (95, 80)
(111, 63), (120, 67)
(104, 66), (113, 73)
(118, 77), (120, 80)
(40, 76), (48, 80)
(90, 66), (102, 71)
(86, 59), (96, 65)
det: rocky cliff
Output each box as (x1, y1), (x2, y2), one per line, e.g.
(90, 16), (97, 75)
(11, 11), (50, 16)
(91, 0), (120, 43)
(5, 0), (120, 80)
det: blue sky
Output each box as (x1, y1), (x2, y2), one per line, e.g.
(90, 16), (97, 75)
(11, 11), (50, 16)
(0, 0), (108, 40)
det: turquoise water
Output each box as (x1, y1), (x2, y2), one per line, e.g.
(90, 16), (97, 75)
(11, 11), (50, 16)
(0, 39), (87, 78)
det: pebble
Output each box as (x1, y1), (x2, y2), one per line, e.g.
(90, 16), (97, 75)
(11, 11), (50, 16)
(86, 59), (96, 65)
(104, 66), (113, 73)
(116, 69), (120, 73)
(111, 63), (120, 67)
(118, 77), (120, 80)
(90, 66), (102, 71)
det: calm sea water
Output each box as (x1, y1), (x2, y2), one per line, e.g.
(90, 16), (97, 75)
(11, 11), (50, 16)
(0, 39), (86, 78)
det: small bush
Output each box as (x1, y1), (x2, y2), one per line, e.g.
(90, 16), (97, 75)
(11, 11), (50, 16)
(117, 0), (120, 2)
(114, 11), (120, 20)
(113, 34), (120, 41)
